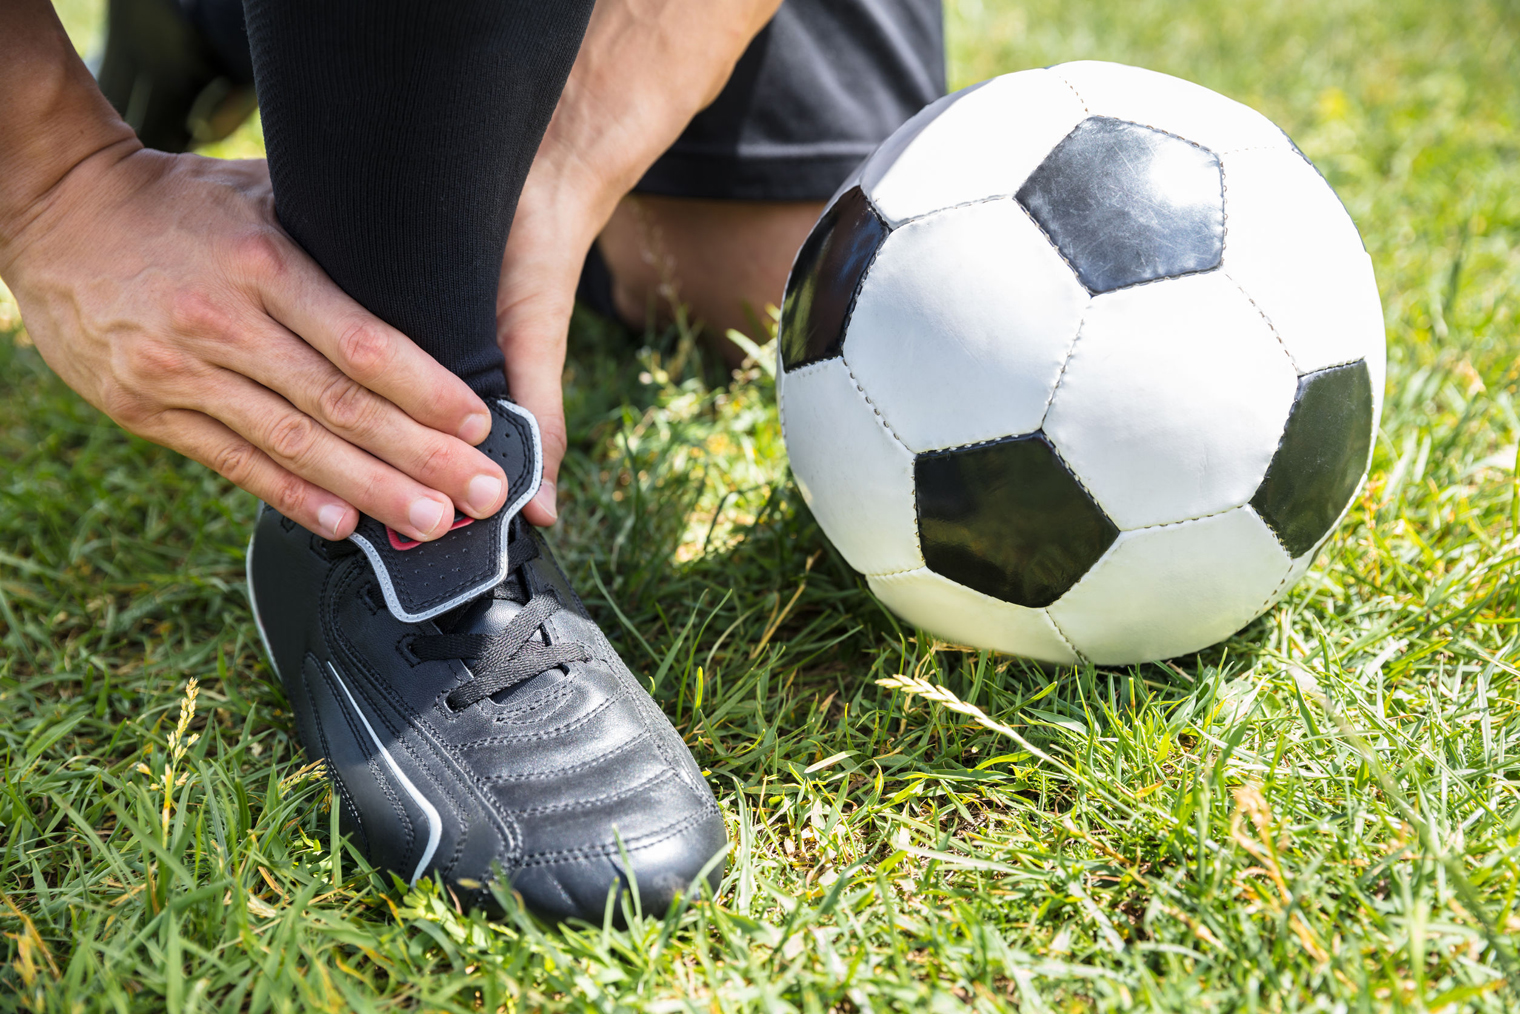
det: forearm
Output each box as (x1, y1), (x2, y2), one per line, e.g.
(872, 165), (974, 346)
(530, 0), (783, 220)
(0, 0), (138, 264)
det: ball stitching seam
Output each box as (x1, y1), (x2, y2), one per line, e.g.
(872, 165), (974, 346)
(1014, 198), (1091, 295)
(837, 349), (912, 454)
(1242, 510), (1315, 620)
(1036, 304), (1089, 431)
(1223, 269), (1302, 373)
(1119, 502), (1252, 534)
(781, 358), (924, 574)
(896, 192), (1039, 229)
(1047, 71), (1226, 158)
(866, 565), (926, 580)
(1043, 610), (1086, 664)
(1047, 68), (1091, 115)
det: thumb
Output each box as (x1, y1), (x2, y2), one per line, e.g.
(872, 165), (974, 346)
(500, 299), (573, 528)
(498, 180), (607, 527)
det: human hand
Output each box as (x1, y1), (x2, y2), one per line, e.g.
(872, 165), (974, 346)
(0, 148), (509, 542)
(496, 0), (784, 526)
(496, 165), (606, 528)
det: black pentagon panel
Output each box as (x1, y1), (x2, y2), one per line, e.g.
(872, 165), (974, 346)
(1251, 359), (1374, 557)
(779, 186), (888, 371)
(916, 433), (1118, 608)
(1016, 117), (1224, 294)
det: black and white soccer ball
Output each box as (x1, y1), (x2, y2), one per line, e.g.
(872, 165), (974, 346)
(777, 61), (1384, 666)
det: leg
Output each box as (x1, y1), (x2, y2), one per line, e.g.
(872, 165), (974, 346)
(596, 195), (825, 362)
(241, 0), (727, 923)
(244, 0), (593, 397)
(588, 0), (944, 361)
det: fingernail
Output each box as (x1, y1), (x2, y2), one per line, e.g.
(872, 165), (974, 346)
(409, 498), (447, 537)
(457, 413), (491, 444)
(318, 504), (347, 538)
(534, 483), (557, 523)
(466, 474), (504, 515)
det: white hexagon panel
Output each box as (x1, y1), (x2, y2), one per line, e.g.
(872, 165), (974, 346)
(843, 200), (1087, 453)
(1042, 272), (1299, 531)
(1047, 506), (1293, 665)
(778, 358), (922, 577)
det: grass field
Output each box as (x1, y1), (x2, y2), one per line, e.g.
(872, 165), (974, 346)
(4, 0), (1520, 1009)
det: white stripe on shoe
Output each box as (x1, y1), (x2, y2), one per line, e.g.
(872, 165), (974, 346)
(326, 662), (442, 885)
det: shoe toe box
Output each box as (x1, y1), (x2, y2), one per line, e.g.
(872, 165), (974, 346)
(461, 657), (728, 922)
(509, 804), (728, 923)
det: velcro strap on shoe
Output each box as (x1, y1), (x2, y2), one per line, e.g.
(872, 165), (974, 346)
(349, 398), (542, 622)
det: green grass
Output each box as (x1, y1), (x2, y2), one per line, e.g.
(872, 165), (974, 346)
(4, 0), (1520, 1009)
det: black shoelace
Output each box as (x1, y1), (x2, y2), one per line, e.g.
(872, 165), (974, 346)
(410, 530), (592, 710)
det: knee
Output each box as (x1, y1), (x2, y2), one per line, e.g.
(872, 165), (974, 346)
(595, 194), (825, 339)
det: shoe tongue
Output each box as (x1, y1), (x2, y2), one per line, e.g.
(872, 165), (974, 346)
(444, 586), (525, 636)
(441, 551), (530, 635)
(441, 546), (557, 706)
(346, 398), (543, 623)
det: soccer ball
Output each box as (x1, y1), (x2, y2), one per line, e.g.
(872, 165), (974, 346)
(776, 61), (1384, 666)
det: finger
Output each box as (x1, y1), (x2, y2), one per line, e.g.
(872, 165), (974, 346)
(500, 308), (571, 527)
(211, 322), (508, 519)
(245, 233), (494, 446)
(145, 408), (359, 539)
(188, 369), (459, 542)
(496, 191), (597, 526)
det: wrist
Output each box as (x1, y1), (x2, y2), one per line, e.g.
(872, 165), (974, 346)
(526, 0), (783, 236)
(0, 136), (142, 279)
(0, 0), (140, 261)
(521, 125), (636, 249)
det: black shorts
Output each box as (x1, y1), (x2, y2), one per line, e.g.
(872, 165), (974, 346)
(185, 0), (943, 203)
(637, 0), (945, 203)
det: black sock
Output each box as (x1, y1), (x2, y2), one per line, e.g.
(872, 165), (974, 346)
(243, 0), (595, 398)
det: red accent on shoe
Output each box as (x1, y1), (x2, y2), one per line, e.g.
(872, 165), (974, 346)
(386, 514), (473, 551)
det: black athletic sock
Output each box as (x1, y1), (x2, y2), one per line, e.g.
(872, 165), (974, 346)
(243, 0), (595, 398)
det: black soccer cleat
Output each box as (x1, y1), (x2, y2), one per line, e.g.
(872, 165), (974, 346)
(246, 399), (727, 921)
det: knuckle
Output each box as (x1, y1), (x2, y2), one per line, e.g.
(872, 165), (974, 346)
(335, 320), (393, 376)
(102, 332), (204, 423)
(350, 473), (390, 515)
(126, 338), (192, 384)
(268, 474), (310, 518)
(166, 288), (233, 339)
(265, 412), (321, 464)
(316, 373), (380, 433)
(233, 230), (290, 282)
(99, 381), (150, 428)
(538, 415), (569, 461)
(411, 440), (458, 484)
(210, 438), (260, 486)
